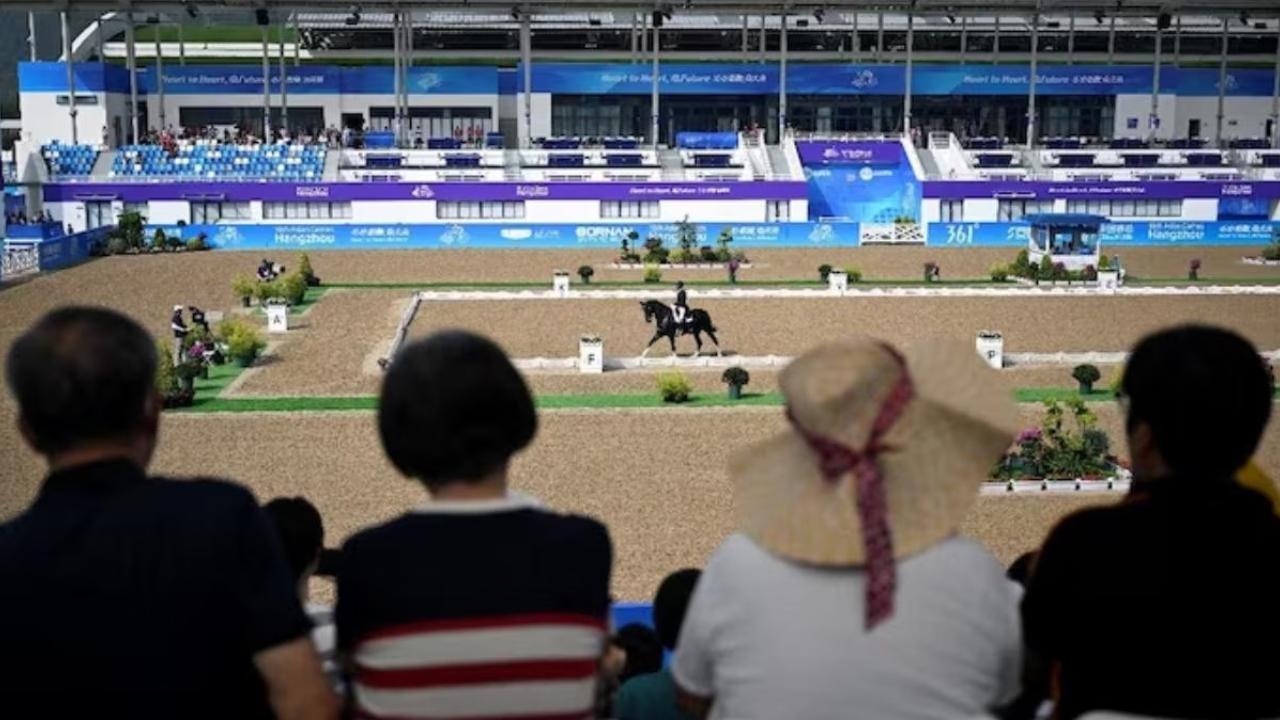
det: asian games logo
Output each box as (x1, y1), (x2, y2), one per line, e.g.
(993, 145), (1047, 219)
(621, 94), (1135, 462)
(411, 185), (435, 199)
(849, 70), (879, 89)
(438, 225), (468, 246)
(808, 224), (836, 245)
(415, 73), (443, 91)
(858, 166), (875, 181)
(213, 225), (244, 248)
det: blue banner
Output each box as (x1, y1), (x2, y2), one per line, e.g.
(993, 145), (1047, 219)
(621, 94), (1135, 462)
(525, 64), (779, 94)
(1172, 68), (1278, 97)
(148, 221), (861, 250)
(132, 65), (497, 95)
(36, 227), (108, 271)
(928, 221), (1280, 247)
(18, 62), (133, 94)
(803, 143), (920, 223)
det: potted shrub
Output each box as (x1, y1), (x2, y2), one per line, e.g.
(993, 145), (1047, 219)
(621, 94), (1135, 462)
(722, 366), (750, 400)
(643, 265), (663, 284)
(1083, 264), (1098, 282)
(1072, 364), (1102, 394)
(1011, 249), (1032, 278)
(255, 279), (282, 306)
(151, 228), (168, 252)
(844, 266), (863, 283)
(1052, 261), (1067, 283)
(923, 261), (940, 283)
(231, 276), (256, 307)
(715, 228), (734, 262)
(818, 264), (833, 282)
(642, 236), (669, 264)
(699, 245), (718, 263)
(674, 217), (697, 262)
(1039, 255), (1055, 283)
(657, 371), (692, 403)
(186, 232), (208, 252)
(1188, 258), (1201, 281)
(279, 272), (308, 307)
(577, 265), (595, 284)
(620, 230), (642, 263)
(218, 316), (267, 368)
(990, 264), (1010, 282)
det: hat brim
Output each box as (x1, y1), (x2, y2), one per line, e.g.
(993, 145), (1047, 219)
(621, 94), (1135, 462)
(731, 340), (1020, 567)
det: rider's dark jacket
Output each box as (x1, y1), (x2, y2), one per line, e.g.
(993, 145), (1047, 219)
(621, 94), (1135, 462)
(675, 288), (688, 309)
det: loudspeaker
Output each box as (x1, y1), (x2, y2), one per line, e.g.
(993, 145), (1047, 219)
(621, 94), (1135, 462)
(255, 8), (269, 26)
(652, 10), (664, 28)
(1156, 13), (1171, 30)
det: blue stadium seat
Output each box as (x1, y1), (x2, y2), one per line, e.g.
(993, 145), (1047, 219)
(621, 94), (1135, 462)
(110, 142), (327, 180)
(41, 142), (99, 177)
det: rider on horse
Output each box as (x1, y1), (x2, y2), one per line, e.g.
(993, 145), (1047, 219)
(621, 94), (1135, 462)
(672, 281), (691, 332)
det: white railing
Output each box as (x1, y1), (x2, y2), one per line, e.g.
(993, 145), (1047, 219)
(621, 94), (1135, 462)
(2, 247), (41, 279)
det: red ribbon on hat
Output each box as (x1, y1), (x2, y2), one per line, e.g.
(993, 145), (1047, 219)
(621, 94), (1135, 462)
(784, 345), (915, 631)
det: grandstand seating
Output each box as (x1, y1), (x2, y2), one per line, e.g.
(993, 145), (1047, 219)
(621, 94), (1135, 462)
(110, 142), (326, 180)
(41, 142), (98, 177)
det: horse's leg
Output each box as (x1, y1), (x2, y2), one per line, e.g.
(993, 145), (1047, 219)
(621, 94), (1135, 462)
(668, 330), (677, 355)
(641, 332), (662, 358)
(705, 327), (723, 356)
(692, 331), (703, 356)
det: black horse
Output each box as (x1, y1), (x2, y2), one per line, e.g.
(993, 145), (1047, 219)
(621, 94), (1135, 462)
(639, 300), (722, 357)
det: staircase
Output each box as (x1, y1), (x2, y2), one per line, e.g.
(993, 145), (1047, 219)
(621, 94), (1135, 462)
(765, 145), (792, 179)
(503, 149), (524, 180)
(659, 149), (686, 180)
(322, 150), (341, 181)
(91, 150), (115, 178)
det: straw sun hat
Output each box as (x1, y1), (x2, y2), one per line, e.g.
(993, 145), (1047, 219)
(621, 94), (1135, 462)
(731, 337), (1020, 627)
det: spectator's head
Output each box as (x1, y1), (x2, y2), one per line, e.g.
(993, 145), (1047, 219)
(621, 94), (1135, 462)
(263, 497), (324, 585)
(1006, 551), (1037, 589)
(653, 568), (701, 651)
(1121, 325), (1271, 481)
(379, 330), (536, 492)
(6, 307), (160, 468)
(612, 623), (663, 683)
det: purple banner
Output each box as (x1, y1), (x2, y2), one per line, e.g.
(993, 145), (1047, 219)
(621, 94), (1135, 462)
(924, 180), (1280, 200)
(795, 141), (904, 166)
(43, 180), (808, 204)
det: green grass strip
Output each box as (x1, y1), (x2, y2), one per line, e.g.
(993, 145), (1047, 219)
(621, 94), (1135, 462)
(322, 279), (1009, 291)
(251, 286), (328, 316)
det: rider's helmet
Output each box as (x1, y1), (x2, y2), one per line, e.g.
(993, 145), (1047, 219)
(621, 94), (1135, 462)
(675, 281), (685, 289)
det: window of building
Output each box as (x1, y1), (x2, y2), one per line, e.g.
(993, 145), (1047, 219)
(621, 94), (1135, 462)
(997, 199), (1055, 222)
(1065, 199), (1181, 217)
(940, 199), (964, 222)
(263, 202), (353, 220)
(766, 200), (791, 222)
(600, 201), (659, 219)
(85, 201), (113, 229)
(190, 201), (250, 224)
(436, 201), (524, 220)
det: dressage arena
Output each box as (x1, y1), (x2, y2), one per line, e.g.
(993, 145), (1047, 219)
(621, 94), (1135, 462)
(2, 246), (1280, 600)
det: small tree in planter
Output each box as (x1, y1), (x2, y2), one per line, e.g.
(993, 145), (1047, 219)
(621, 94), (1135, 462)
(699, 245), (718, 262)
(722, 366), (750, 400)
(1083, 264), (1098, 282)
(675, 217), (698, 262)
(1188, 258), (1202, 281)
(818, 264), (834, 282)
(186, 232), (209, 252)
(298, 253), (321, 287)
(114, 210), (146, 252)
(621, 230), (642, 262)
(151, 228), (168, 253)
(1011, 249), (1032, 278)
(715, 227), (734, 262)
(990, 264), (1010, 282)
(231, 276), (256, 307)
(657, 371), (692, 403)
(1052, 261), (1067, 284)
(643, 265), (663, 283)
(217, 316), (267, 368)
(1072, 364), (1102, 394)
(255, 279), (282, 306)
(844, 266), (863, 283)
(577, 265), (595, 284)
(279, 272), (308, 307)
(155, 340), (195, 408)
(1039, 255), (1055, 283)
(1098, 254), (1112, 270)
(642, 236), (669, 264)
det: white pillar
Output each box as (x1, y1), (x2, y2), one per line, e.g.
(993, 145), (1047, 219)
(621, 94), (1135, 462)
(1216, 18), (1228, 147)
(1270, 21), (1280, 149)
(876, 12), (884, 63)
(403, 13), (413, 141)
(279, 21), (288, 133)
(759, 14), (767, 64)
(261, 24), (272, 140)
(903, 11), (914, 134)
(631, 12), (638, 63)
(1067, 14), (1075, 65)
(96, 17), (105, 59)
(640, 11), (648, 55)
(28, 13), (37, 61)
(154, 25), (165, 130)
(1173, 15), (1182, 66)
(651, 20), (661, 148)
(1107, 15), (1116, 65)
(741, 14), (749, 57)
(779, 11), (788, 134)
(62, 12), (78, 144)
(392, 11), (401, 146)
(852, 12), (860, 62)
(126, 12), (139, 144)
(1026, 12), (1038, 148)
(959, 16), (967, 63)
(1149, 25), (1162, 142)
(993, 15), (1000, 66)
(522, 12), (532, 147)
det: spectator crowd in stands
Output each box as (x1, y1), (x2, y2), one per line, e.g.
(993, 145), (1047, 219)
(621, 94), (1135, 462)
(0, 306), (1276, 720)
(4, 209), (54, 226)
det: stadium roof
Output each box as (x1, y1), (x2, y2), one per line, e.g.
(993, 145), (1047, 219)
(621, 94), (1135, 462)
(8, 1), (1280, 17)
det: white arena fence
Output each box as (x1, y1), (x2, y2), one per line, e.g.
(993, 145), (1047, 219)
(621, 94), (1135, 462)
(2, 246), (41, 279)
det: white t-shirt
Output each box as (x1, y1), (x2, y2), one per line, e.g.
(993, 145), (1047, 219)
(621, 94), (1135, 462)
(672, 533), (1022, 720)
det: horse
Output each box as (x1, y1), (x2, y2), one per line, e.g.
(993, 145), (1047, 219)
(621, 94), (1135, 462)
(639, 300), (722, 357)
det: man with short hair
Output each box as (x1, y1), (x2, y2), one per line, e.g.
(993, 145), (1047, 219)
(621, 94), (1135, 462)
(0, 307), (336, 720)
(1022, 324), (1280, 719)
(337, 330), (612, 719)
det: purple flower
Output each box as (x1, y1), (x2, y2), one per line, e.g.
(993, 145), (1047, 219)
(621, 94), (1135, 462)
(1017, 428), (1042, 443)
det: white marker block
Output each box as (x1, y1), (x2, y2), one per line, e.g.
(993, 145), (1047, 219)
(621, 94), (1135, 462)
(828, 269), (848, 294)
(553, 271), (571, 297)
(976, 331), (1003, 369)
(579, 336), (604, 374)
(1097, 270), (1120, 293)
(266, 304), (288, 334)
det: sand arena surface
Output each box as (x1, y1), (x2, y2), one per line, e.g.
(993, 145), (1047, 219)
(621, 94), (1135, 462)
(0, 248), (1278, 601)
